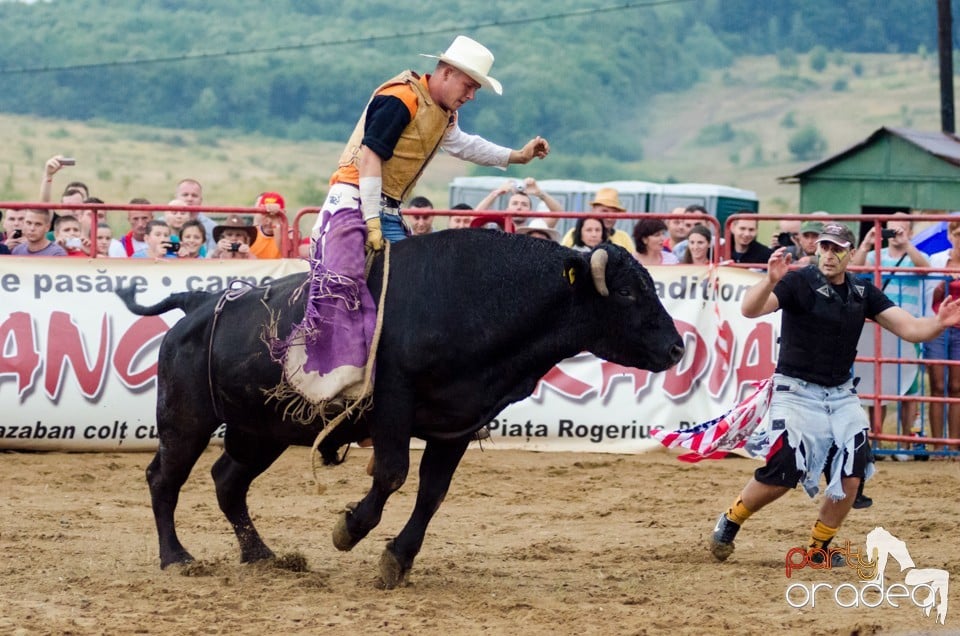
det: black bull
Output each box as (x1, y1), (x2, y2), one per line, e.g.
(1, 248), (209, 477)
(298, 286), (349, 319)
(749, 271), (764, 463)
(117, 230), (684, 588)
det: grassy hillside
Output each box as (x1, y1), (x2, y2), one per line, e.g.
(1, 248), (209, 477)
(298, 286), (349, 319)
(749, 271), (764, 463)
(634, 51), (946, 213)
(0, 114), (466, 233)
(0, 51), (949, 231)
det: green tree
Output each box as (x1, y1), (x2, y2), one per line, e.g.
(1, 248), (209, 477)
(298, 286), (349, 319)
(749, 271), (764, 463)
(809, 45), (828, 72)
(787, 125), (827, 161)
(695, 122), (736, 146)
(777, 48), (798, 71)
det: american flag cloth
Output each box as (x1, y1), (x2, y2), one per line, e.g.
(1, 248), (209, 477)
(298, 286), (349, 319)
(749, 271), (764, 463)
(651, 377), (774, 463)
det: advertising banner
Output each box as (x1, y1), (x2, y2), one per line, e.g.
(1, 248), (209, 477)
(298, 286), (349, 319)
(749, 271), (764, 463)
(1, 258), (779, 453)
(0, 257), (308, 450)
(487, 265), (779, 452)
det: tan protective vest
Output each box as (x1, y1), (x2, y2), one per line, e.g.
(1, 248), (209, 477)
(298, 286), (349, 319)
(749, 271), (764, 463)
(334, 71), (452, 201)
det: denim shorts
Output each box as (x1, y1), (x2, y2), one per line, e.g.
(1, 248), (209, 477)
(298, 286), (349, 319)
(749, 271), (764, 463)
(756, 430), (870, 488)
(753, 374), (871, 498)
(923, 326), (960, 361)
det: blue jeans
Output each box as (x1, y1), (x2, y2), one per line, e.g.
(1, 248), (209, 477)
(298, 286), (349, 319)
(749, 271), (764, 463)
(380, 212), (409, 242)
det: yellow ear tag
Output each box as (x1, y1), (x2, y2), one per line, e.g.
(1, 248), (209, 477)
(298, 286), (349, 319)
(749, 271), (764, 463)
(566, 267), (576, 285)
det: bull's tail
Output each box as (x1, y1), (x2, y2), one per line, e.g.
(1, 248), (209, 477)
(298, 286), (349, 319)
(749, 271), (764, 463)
(116, 286), (211, 316)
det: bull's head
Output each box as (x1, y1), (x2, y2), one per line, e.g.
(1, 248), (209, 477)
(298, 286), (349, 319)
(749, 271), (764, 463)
(585, 244), (683, 372)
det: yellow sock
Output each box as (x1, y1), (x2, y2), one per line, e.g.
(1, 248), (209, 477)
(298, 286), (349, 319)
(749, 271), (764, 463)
(725, 497), (753, 526)
(809, 519), (838, 549)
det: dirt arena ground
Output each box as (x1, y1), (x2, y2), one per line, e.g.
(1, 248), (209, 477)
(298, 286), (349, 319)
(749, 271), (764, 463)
(2, 445), (958, 635)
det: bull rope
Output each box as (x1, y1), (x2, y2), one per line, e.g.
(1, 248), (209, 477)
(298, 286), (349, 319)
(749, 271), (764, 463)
(304, 243), (391, 478)
(207, 282), (260, 423)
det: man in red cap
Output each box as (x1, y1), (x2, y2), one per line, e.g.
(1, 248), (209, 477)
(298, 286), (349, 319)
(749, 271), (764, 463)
(250, 191), (285, 259)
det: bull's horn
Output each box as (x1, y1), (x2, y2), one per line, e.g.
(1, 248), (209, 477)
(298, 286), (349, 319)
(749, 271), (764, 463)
(590, 249), (609, 297)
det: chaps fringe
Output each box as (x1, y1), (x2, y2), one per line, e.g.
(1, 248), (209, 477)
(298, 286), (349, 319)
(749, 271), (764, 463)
(262, 244), (391, 480)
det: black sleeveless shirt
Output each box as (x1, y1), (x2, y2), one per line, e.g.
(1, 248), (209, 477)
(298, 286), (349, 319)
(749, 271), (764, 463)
(773, 266), (894, 387)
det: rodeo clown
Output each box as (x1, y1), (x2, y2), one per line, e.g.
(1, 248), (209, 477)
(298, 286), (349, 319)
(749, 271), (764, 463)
(272, 35), (549, 413)
(655, 223), (960, 563)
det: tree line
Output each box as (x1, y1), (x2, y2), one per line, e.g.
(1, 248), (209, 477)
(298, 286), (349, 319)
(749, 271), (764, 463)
(0, 0), (948, 168)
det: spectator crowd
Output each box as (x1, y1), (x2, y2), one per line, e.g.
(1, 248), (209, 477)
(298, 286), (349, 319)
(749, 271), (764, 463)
(3, 154), (958, 463)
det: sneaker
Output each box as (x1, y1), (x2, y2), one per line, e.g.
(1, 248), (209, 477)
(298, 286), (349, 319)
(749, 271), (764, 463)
(852, 480), (873, 509)
(808, 540), (846, 567)
(709, 513), (740, 562)
(852, 493), (873, 509)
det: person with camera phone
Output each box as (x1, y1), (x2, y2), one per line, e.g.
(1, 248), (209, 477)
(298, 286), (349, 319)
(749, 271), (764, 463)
(53, 214), (92, 257)
(850, 213), (930, 506)
(209, 215), (258, 260)
(39, 155), (88, 204)
(785, 217), (828, 266)
(474, 177), (564, 229)
(1, 208), (28, 253)
(131, 219), (178, 259)
(851, 213), (929, 286)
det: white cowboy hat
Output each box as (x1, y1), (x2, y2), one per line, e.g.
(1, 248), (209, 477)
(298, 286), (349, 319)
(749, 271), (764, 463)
(421, 35), (503, 96)
(516, 218), (560, 242)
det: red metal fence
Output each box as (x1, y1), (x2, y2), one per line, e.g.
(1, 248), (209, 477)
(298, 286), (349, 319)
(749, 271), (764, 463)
(3, 201), (958, 457)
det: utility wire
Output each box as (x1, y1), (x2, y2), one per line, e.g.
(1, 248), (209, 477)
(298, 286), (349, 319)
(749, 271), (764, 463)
(0, 0), (697, 76)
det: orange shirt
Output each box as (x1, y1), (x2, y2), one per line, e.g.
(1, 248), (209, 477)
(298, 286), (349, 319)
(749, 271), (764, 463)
(250, 228), (283, 259)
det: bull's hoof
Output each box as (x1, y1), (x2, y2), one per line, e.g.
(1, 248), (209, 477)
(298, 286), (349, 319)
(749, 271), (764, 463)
(239, 546), (275, 564)
(160, 549), (195, 570)
(332, 503), (360, 552)
(378, 546), (408, 589)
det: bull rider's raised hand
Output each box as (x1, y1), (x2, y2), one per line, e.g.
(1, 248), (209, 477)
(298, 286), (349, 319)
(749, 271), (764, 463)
(509, 136), (550, 164)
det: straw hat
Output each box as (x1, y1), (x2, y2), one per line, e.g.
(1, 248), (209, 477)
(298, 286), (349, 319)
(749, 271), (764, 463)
(421, 36), (502, 95)
(590, 187), (626, 212)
